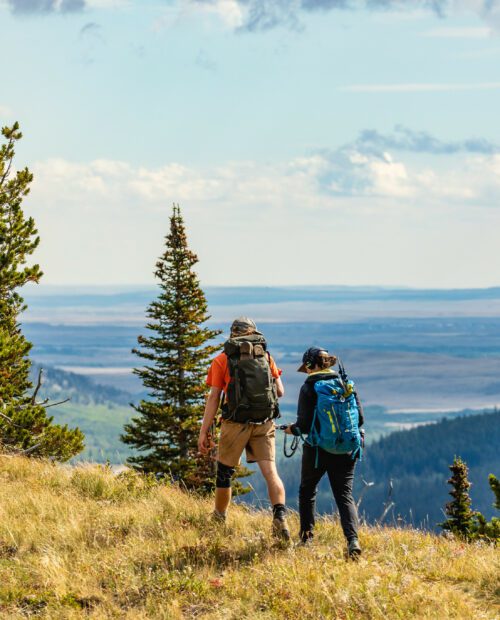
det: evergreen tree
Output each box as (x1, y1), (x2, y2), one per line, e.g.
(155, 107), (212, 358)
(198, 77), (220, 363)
(121, 205), (222, 490)
(475, 474), (500, 543)
(489, 474), (500, 511)
(0, 122), (84, 460)
(440, 457), (476, 540)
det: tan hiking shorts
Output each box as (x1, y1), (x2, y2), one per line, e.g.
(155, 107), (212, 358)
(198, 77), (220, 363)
(217, 419), (276, 467)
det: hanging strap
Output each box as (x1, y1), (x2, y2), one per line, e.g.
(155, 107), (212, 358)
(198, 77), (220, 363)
(351, 445), (363, 461)
(275, 425), (303, 458)
(283, 433), (301, 458)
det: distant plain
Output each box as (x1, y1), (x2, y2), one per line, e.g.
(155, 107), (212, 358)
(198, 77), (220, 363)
(23, 284), (500, 416)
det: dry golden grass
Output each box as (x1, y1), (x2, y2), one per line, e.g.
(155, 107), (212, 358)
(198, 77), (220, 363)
(0, 456), (498, 619)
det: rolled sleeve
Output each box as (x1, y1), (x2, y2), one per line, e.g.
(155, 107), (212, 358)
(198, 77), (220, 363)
(269, 356), (282, 379)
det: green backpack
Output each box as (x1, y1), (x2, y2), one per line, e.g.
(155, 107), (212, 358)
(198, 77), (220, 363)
(222, 334), (280, 424)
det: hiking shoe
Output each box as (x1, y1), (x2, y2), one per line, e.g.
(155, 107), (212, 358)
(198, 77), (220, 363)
(299, 531), (314, 546)
(347, 538), (362, 559)
(211, 510), (227, 525)
(272, 517), (291, 542)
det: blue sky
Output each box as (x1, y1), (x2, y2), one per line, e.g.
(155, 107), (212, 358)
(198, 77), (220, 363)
(1, 0), (500, 287)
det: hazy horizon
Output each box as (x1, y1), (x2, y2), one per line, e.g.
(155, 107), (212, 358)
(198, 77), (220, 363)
(24, 283), (500, 294)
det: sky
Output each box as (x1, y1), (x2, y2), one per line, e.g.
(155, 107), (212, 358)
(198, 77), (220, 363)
(1, 0), (500, 287)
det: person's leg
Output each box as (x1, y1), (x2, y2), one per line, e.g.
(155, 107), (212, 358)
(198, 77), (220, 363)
(299, 444), (326, 540)
(247, 422), (289, 538)
(326, 454), (359, 544)
(214, 461), (234, 516)
(258, 459), (290, 539)
(215, 421), (250, 519)
(247, 421), (285, 506)
(214, 489), (231, 514)
(258, 459), (285, 506)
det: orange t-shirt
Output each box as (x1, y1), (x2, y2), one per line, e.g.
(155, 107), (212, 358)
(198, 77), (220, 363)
(206, 351), (281, 394)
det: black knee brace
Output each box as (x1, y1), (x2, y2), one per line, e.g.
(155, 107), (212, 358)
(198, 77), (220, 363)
(216, 461), (235, 488)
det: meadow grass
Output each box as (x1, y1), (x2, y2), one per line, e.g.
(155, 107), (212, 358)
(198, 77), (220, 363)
(0, 456), (498, 619)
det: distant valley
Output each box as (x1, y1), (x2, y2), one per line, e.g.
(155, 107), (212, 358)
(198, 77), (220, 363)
(22, 284), (500, 466)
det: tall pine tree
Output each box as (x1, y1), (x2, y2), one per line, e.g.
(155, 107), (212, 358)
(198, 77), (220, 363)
(122, 205), (221, 489)
(0, 122), (84, 460)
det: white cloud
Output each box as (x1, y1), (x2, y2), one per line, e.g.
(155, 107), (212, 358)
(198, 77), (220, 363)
(0, 104), (12, 117)
(31, 145), (500, 213)
(180, 0), (500, 33)
(192, 0), (245, 29)
(368, 155), (412, 198)
(26, 144), (500, 287)
(151, 0), (245, 32)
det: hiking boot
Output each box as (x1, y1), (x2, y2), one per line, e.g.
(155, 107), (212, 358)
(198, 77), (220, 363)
(347, 537), (362, 559)
(299, 530), (314, 546)
(211, 510), (227, 525)
(272, 517), (291, 542)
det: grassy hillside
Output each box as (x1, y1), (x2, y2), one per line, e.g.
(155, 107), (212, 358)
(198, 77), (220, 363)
(1, 457), (498, 619)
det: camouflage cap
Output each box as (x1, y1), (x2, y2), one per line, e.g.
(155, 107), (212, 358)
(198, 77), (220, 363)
(230, 316), (262, 337)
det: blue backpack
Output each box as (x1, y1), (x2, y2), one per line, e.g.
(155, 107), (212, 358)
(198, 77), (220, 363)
(307, 377), (363, 463)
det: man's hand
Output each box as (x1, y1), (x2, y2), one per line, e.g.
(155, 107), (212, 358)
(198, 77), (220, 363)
(283, 425), (294, 435)
(198, 429), (213, 455)
(198, 386), (222, 455)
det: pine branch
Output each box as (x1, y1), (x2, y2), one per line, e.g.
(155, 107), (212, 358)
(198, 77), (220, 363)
(43, 398), (71, 409)
(31, 367), (43, 404)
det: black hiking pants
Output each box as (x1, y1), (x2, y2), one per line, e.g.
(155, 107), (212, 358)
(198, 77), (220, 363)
(299, 444), (359, 542)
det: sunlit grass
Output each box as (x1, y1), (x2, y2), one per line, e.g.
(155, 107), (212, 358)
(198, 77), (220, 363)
(0, 456), (498, 619)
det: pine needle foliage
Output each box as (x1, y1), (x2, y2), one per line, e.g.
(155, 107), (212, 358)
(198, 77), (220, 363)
(475, 474), (500, 543)
(122, 205), (221, 489)
(440, 457), (477, 540)
(490, 473), (500, 511)
(0, 123), (84, 460)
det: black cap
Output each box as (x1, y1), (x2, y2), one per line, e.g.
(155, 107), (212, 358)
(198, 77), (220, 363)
(297, 347), (329, 373)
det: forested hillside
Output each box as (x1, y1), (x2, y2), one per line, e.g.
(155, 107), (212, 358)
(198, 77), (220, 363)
(357, 409), (500, 528)
(26, 364), (135, 462)
(30, 363), (134, 406)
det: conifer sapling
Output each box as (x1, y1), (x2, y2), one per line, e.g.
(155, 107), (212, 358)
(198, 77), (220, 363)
(441, 457), (476, 540)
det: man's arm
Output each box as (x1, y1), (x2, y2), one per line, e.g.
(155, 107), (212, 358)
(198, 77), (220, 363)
(198, 386), (222, 455)
(276, 376), (284, 398)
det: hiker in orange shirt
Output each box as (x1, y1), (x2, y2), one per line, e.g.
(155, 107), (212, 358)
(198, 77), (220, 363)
(198, 317), (290, 540)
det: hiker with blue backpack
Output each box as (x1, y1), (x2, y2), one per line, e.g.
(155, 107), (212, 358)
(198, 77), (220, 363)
(284, 347), (364, 557)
